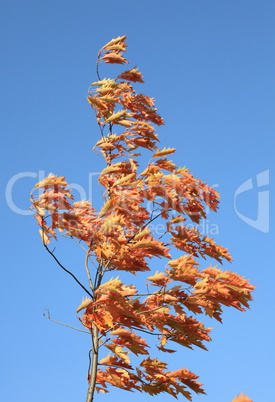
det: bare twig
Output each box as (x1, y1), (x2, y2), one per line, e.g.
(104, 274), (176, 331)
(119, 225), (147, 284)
(96, 52), (101, 80)
(69, 236), (88, 252)
(43, 310), (91, 334)
(42, 240), (93, 299)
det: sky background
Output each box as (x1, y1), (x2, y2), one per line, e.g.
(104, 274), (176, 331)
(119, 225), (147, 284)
(1, 1), (274, 401)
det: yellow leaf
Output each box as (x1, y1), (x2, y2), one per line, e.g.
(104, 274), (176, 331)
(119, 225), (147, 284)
(152, 147), (176, 158)
(39, 229), (50, 245)
(106, 110), (127, 122)
(92, 79), (118, 87)
(134, 227), (151, 240)
(35, 206), (45, 216)
(35, 174), (68, 189)
(113, 173), (136, 187)
(76, 298), (93, 313)
(102, 35), (127, 50)
(117, 119), (133, 127)
(98, 199), (114, 218)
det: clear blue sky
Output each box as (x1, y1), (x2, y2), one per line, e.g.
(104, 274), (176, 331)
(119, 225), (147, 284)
(1, 1), (274, 401)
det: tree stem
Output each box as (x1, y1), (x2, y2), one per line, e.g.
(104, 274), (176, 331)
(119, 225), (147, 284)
(86, 325), (99, 402)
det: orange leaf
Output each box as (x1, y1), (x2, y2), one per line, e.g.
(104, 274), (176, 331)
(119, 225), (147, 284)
(117, 68), (144, 83)
(100, 353), (132, 369)
(147, 271), (171, 287)
(100, 52), (128, 65)
(230, 393), (253, 402)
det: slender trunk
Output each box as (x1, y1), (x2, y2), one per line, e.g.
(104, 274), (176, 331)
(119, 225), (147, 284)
(86, 325), (99, 402)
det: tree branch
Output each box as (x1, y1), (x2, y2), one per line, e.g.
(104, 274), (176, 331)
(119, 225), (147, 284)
(85, 249), (94, 291)
(96, 52), (101, 80)
(43, 241), (93, 299)
(43, 310), (91, 334)
(86, 325), (99, 402)
(127, 211), (163, 244)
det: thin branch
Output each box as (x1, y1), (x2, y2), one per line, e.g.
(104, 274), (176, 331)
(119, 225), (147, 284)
(127, 211), (163, 244)
(43, 241), (93, 299)
(98, 323), (120, 341)
(93, 262), (101, 291)
(96, 52), (101, 80)
(145, 211), (163, 228)
(70, 236), (88, 253)
(99, 258), (111, 282)
(150, 200), (156, 221)
(67, 237), (100, 270)
(131, 326), (164, 337)
(85, 249), (94, 291)
(94, 259), (111, 291)
(158, 230), (168, 240)
(43, 310), (91, 334)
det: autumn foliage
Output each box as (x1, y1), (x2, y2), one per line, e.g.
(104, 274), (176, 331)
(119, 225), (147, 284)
(31, 36), (254, 401)
(231, 393), (253, 402)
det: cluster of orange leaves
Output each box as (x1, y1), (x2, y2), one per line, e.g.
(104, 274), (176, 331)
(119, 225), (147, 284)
(31, 35), (254, 401)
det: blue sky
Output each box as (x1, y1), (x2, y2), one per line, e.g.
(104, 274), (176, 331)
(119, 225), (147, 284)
(1, 1), (274, 401)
